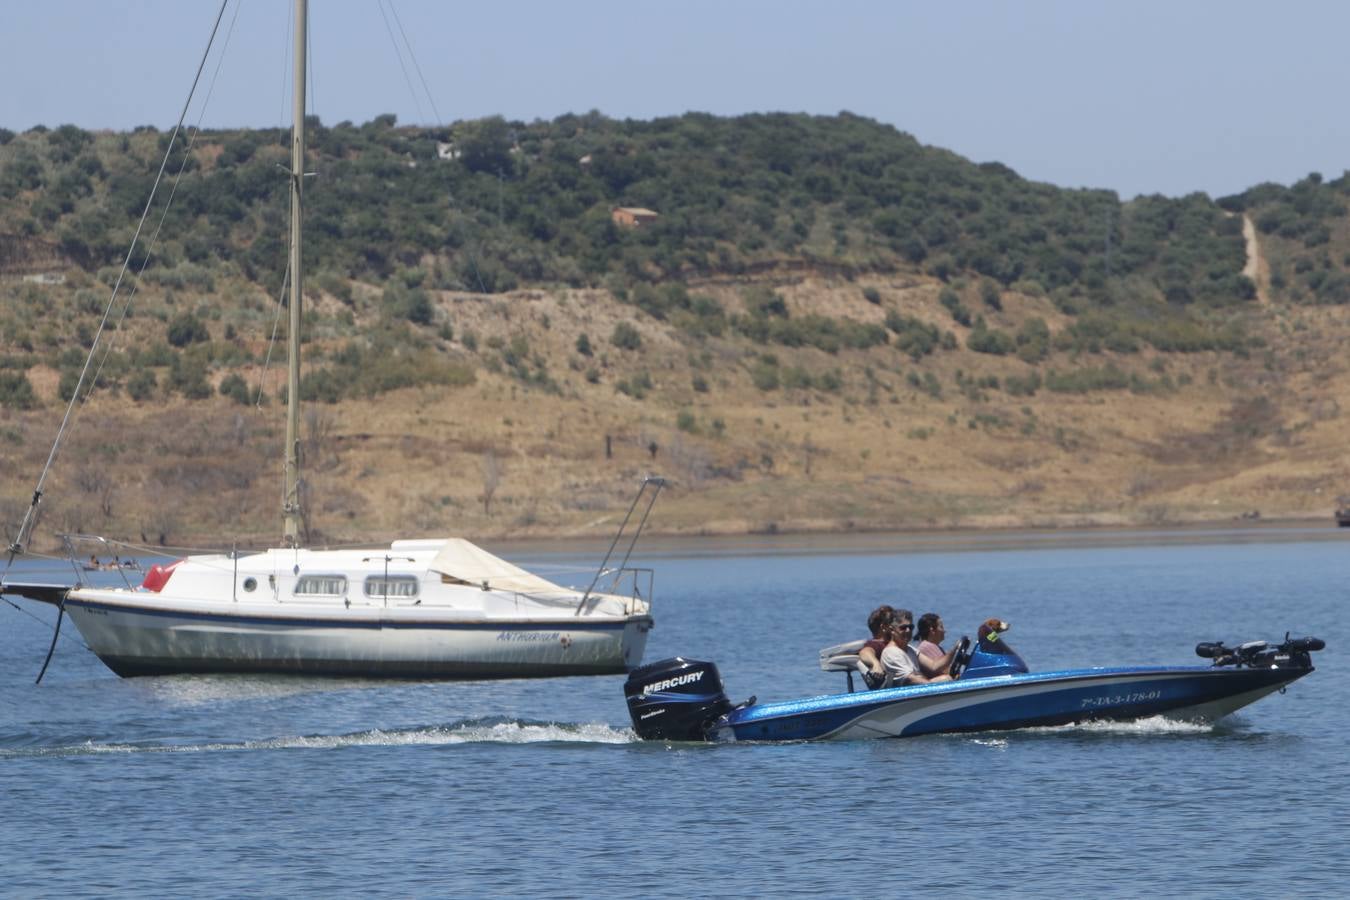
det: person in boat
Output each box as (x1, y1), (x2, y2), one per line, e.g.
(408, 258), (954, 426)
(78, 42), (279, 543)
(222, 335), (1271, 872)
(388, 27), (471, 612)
(881, 609), (957, 685)
(915, 613), (947, 664)
(858, 605), (896, 684)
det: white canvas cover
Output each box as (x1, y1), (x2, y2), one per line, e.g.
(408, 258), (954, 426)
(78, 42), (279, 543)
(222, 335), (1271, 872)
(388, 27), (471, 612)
(427, 538), (572, 596)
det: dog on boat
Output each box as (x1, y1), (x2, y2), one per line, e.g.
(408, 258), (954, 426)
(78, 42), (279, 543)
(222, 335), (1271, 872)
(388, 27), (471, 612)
(977, 618), (1010, 650)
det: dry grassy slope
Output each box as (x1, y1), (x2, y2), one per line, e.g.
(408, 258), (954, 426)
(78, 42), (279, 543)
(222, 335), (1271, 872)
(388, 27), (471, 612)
(6, 272), (1350, 551)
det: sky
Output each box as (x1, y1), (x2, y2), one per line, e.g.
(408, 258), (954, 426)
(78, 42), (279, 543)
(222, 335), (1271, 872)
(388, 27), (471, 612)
(4, 0), (1350, 200)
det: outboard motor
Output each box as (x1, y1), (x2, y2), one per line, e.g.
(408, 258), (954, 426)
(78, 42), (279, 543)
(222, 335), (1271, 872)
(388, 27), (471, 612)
(624, 657), (731, 741)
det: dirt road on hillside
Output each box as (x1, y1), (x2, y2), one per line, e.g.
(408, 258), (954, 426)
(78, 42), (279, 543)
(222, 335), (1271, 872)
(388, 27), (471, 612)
(1242, 214), (1270, 304)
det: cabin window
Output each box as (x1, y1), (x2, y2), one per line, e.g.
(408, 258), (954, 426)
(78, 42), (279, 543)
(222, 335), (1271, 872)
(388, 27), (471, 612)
(242, 577), (257, 592)
(364, 575), (420, 599)
(294, 575), (348, 596)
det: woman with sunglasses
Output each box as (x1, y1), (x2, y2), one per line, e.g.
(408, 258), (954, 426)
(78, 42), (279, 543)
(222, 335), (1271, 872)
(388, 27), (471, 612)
(880, 609), (956, 686)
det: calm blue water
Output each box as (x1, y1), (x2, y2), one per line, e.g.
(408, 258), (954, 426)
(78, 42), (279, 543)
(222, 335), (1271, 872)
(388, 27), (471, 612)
(2, 529), (1347, 896)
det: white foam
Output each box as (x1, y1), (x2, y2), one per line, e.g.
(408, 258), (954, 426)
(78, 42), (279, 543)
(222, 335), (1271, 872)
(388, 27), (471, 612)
(1019, 715), (1215, 736)
(7, 720), (636, 758)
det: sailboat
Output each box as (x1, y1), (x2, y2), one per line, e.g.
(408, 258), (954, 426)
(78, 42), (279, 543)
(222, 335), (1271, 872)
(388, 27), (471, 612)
(1, 0), (656, 679)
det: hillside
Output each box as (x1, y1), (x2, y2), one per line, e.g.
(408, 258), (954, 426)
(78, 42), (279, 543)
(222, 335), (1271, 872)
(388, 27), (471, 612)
(2, 113), (1350, 550)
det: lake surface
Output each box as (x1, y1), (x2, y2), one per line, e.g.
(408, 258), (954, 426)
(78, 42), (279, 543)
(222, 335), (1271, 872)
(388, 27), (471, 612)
(2, 528), (1346, 896)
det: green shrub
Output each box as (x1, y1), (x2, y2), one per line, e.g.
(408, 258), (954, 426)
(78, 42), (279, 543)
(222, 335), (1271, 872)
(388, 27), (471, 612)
(0, 372), (37, 409)
(1015, 318), (1051, 363)
(301, 367), (345, 403)
(884, 311), (941, 360)
(980, 280), (1002, 311)
(1045, 365), (1132, 393)
(782, 366), (813, 390)
(166, 312), (210, 347)
(166, 355), (213, 399)
(1004, 371), (1042, 396)
(382, 283), (433, 325)
(939, 288), (971, 326)
(616, 371), (652, 398)
(742, 285), (789, 318)
(611, 321), (642, 350)
(967, 318), (1015, 355)
(126, 369), (157, 401)
(219, 372), (252, 405)
(750, 357), (780, 391)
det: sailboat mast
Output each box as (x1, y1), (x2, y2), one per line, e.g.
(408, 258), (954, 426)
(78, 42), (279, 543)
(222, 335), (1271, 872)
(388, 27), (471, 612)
(282, 0), (307, 545)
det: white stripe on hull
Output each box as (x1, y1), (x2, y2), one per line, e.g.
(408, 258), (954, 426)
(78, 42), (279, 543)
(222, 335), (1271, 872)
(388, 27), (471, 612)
(830, 672), (1189, 740)
(1158, 681), (1286, 722)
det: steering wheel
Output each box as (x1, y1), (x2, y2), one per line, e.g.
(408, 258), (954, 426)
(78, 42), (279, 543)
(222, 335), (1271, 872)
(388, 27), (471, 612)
(949, 636), (972, 679)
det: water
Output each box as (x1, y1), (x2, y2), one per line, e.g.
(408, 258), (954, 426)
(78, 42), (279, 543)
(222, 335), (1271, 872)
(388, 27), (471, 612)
(2, 529), (1347, 896)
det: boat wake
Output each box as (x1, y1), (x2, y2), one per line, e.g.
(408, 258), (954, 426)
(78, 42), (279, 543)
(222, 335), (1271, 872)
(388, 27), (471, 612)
(0, 718), (636, 758)
(1024, 715), (1218, 735)
(967, 715), (1219, 746)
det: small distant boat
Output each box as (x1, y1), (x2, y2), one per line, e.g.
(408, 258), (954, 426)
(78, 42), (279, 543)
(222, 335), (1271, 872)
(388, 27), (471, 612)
(1336, 497), (1350, 527)
(623, 621), (1323, 742)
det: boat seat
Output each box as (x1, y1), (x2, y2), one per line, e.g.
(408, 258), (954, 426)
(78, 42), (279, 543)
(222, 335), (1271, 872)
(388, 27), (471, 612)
(819, 639), (889, 690)
(819, 638), (867, 672)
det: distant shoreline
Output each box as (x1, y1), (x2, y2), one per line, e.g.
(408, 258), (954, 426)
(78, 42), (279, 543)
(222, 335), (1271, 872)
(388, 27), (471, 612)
(485, 513), (1346, 558)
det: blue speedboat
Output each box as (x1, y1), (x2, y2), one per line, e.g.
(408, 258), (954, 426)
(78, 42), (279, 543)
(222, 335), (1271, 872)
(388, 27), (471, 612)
(624, 622), (1324, 742)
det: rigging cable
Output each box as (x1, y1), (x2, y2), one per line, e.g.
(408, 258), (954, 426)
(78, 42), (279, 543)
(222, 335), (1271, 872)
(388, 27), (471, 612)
(278, 0), (293, 130)
(375, 0), (487, 292)
(378, 0), (425, 122)
(386, 1), (444, 124)
(5, 0), (234, 564)
(254, 255), (291, 407)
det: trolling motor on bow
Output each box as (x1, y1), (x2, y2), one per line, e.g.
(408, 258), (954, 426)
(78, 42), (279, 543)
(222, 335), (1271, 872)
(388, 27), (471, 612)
(1195, 633), (1325, 669)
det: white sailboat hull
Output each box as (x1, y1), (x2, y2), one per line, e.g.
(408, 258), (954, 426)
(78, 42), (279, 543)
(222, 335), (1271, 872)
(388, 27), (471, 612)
(63, 592), (651, 678)
(48, 539), (657, 678)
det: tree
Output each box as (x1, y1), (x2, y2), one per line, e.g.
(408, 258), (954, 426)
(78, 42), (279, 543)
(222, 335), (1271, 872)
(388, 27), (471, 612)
(219, 372), (252, 405)
(126, 369), (157, 402)
(47, 124), (93, 162)
(610, 321), (642, 350)
(458, 116), (514, 175)
(0, 372), (38, 409)
(166, 312), (210, 347)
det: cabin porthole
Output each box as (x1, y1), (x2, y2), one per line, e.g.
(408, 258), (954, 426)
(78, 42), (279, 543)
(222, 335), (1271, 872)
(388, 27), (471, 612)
(242, 577), (257, 592)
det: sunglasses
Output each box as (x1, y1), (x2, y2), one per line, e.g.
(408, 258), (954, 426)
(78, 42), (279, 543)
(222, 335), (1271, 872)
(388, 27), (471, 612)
(893, 622), (913, 631)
